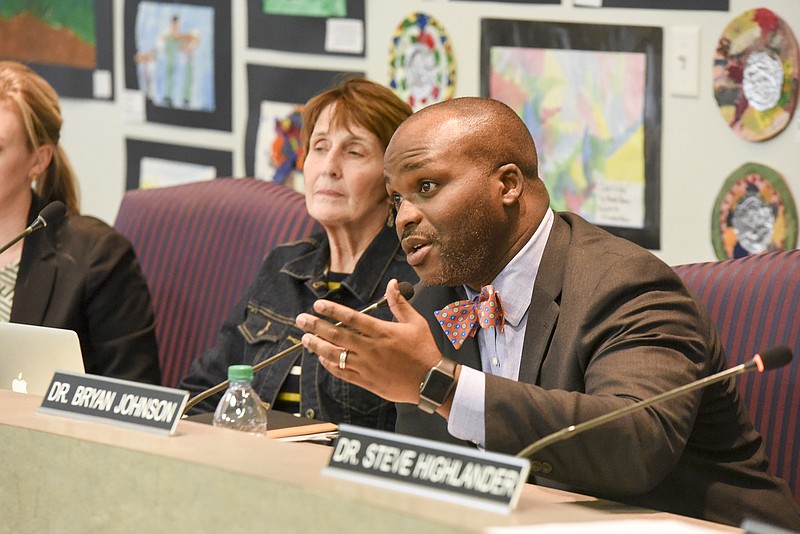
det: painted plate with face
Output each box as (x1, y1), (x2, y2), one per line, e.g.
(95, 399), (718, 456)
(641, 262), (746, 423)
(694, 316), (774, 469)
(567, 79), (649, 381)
(712, 162), (797, 260)
(388, 11), (456, 112)
(712, 8), (799, 142)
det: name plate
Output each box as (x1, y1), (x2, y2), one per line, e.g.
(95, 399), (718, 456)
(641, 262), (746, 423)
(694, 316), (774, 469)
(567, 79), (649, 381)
(324, 424), (530, 513)
(38, 370), (188, 435)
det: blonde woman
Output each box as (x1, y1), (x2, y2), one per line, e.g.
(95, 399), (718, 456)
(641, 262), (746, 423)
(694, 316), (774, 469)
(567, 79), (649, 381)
(0, 61), (160, 384)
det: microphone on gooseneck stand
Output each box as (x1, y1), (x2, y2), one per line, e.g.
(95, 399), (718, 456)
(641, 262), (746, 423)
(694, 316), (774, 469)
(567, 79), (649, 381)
(0, 200), (67, 255)
(181, 281), (417, 416)
(516, 346), (793, 459)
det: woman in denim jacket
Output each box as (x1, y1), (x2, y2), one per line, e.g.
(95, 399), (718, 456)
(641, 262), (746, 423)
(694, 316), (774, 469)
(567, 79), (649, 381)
(179, 79), (416, 430)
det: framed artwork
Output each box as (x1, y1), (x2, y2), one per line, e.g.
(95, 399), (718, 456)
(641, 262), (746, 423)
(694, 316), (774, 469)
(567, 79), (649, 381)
(126, 138), (232, 190)
(247, 0), (365, 56)
(245, 64), (363, 192)
(712, 162), (797, 260)
(481, 18), (662, 249)
(0, 0), (114, 99)
(123, 0), (232, 131)
(574, 0), (727, 9)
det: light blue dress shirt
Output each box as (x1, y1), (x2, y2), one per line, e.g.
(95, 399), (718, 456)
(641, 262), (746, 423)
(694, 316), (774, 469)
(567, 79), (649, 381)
(447, 208), (554, 447)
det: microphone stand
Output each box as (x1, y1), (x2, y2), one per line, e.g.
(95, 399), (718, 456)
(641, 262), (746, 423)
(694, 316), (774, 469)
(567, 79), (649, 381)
(0, 224), (39, 255)
(516, 356), (764, 459)
(181, 342), (303, 416)
(180, 292), (404, 417)
(0, 201), (66, 255)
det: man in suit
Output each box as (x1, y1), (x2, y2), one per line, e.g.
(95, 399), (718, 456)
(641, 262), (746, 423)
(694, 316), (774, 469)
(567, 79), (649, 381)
(296, 97), (800, 529)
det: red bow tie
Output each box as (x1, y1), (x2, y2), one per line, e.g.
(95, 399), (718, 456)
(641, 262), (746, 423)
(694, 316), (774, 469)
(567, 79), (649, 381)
(434, 285), (505, 349)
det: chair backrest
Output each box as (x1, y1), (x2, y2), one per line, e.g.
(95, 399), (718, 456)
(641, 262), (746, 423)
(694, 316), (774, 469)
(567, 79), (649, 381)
(114, 178), (321, 389)
(673, 250), (800, 502)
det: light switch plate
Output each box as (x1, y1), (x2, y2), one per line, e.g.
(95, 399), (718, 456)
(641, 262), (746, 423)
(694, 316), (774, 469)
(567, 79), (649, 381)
(670, 27), (701, 98)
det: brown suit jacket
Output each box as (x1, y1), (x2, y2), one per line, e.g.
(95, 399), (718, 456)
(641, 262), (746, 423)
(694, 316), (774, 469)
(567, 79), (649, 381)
(10, 195), (160, 385)
(397, 212), (800, 529)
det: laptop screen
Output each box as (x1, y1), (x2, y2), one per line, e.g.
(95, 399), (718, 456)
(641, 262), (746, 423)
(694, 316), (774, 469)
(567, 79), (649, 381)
(0, 323), (85, 396)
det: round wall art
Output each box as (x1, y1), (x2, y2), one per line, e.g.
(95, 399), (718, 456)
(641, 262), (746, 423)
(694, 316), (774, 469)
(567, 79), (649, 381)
(713, 8), (799, 142)
(388, 12), (456, 112)
(712, 162), (797, 260)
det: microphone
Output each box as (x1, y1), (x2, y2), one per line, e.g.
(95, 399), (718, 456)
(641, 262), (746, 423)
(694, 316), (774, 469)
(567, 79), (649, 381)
(0, 201), (67, 255)
(516, 346), (793, 459)
(181, 280), (417, 415)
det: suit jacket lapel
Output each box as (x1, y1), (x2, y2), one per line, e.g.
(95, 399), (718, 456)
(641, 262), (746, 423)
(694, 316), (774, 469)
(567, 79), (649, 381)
(10, 224), (57, 325)
(418, 217), (572, 381)
(517, 214), (569, 384)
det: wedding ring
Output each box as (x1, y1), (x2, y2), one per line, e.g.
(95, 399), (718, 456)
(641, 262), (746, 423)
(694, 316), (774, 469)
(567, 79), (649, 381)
(339, 349), (348, 370)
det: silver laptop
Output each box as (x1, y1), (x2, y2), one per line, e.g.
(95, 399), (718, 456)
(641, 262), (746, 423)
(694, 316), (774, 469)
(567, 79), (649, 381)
(0, 323), (85, 396)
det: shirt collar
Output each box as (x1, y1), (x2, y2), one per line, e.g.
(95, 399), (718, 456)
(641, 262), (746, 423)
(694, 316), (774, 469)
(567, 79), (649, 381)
(464, 208), (554, 327)
(282, 224), (404, 304)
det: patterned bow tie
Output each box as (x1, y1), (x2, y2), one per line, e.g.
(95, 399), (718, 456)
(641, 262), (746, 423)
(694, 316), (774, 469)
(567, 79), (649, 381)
(434, 285), (505, 349)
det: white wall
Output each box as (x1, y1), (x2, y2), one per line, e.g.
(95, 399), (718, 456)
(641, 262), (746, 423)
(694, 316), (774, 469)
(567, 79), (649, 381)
(59, 0), (800, 266)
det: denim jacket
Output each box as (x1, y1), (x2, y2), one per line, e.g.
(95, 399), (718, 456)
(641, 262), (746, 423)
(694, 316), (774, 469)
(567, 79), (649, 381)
(179, 224), (417, 431)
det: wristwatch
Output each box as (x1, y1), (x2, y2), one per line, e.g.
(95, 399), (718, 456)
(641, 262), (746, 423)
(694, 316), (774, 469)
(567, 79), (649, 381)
(418, 358), (457, 414)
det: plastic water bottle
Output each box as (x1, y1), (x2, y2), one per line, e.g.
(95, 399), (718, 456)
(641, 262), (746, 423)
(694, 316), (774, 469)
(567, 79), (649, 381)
(212, 365), (268, 436)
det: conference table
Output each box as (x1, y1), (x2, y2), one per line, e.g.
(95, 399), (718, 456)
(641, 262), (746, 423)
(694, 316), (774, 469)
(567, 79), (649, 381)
(0, 389), (739, 532)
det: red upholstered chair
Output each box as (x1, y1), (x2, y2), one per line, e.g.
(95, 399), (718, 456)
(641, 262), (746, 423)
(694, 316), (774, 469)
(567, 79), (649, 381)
(114, 178), (321, 389)
(673, 250), (800, 503)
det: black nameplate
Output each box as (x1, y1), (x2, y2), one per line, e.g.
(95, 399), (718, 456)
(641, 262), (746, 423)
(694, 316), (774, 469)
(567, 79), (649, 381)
(38, 370), (188, 435)
(324, 424), (530, 513)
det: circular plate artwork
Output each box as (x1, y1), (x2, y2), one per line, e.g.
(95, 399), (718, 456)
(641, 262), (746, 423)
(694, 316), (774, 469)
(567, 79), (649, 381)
(712, 162), (798, 260)
(388, 12), (456, 112)
(713, 8), (799, 142)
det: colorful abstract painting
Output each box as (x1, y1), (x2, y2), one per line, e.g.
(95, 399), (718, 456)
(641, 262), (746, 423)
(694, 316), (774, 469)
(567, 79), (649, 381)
(254, 101), (307, 191)
(244, 64), (363, 193)
(490, 47), (646, 228)
(481, 19), (662, 249)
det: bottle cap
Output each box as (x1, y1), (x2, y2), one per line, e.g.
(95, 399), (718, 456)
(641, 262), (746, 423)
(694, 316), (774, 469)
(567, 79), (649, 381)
(227, 365), (254, 382)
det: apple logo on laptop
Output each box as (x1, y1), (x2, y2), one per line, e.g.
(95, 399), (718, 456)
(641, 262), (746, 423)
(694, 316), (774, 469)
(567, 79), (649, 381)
(12, 372), (28, 394)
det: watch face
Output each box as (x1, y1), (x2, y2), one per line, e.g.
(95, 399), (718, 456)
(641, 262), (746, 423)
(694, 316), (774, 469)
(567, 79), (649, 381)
(421, 367), (454, 403)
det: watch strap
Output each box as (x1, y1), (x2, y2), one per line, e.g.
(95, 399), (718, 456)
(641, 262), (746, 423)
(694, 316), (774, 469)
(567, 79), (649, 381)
(418, 357), (457, 414)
